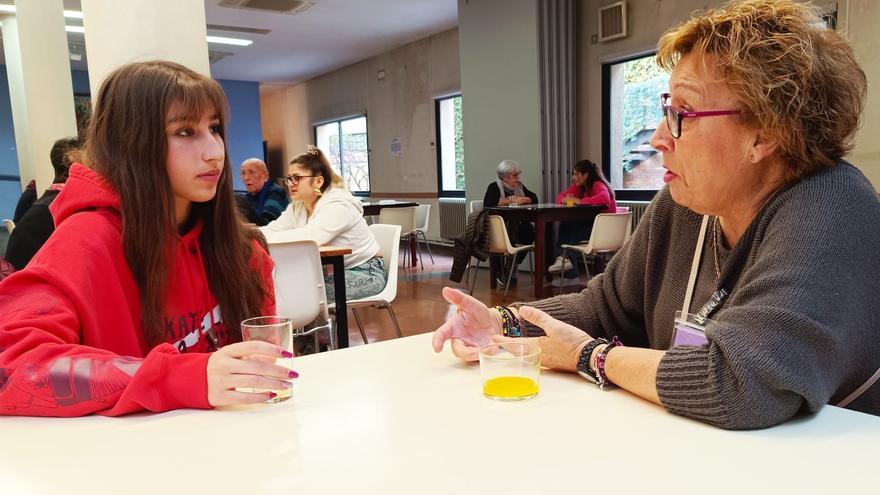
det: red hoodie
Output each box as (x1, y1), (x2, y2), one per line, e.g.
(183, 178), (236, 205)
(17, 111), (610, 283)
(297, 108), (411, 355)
(0, 165), (275, 417)
(555, 181), (617, 213)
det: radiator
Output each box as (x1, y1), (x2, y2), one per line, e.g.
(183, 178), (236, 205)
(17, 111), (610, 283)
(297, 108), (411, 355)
(439, 198), (467, 240)
(617, 201), (651, 230)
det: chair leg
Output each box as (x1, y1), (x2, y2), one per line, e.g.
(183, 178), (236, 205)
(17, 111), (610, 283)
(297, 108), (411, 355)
(419, 231), (434, 263)
(582, 253), (591, 282)
(415, 234), (424, 270)
(469, 259), (481, 295)
(384, 302), (404, 338)
(352, 307), (369, 344)
(503, 255), (515, 299)
(560, 247), (570, 288)
(327, 317), (337, 350)
(528, 252), (534, 286)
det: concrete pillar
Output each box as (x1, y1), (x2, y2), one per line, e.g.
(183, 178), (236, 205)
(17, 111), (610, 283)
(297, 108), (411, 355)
(0, 0), (78, 192)
(81, 0), (210, 96)
(458, 0), (542, 203)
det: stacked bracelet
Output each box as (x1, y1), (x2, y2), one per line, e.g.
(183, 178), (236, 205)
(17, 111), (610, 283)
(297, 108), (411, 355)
(576, 338), (609, 384)
(494, 306), (522, 337)
(595, 336), (624, 390)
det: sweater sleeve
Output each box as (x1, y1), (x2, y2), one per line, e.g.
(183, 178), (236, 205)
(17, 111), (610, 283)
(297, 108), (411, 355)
(483, 183), (501, 208)
(579, 182), (612, 208)
(556, 185), (578, 204)
(257, 186), (289, 226)
(511, 199), (655, 346)
(0, 268), (210, 417)
(261, 203), (299, 234)
(523, 185), (539, 204)
(263, 201), (358, 246)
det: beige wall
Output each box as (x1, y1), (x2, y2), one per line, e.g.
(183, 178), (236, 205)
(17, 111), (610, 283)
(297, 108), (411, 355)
(260, 29), (460, 240)
(577, 0), (880, 189)
(458, 0), (543, 203)
(846, 0), (880, 187)
(260, 28), (460, 194)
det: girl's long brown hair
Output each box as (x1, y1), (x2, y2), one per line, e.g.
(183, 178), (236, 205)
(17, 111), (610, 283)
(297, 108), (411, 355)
(82, 60), (268, 346)
(573, 159), (615, 201)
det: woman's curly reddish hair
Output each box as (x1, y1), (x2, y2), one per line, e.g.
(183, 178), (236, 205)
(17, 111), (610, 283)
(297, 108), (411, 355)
(656, 0), (866, 178)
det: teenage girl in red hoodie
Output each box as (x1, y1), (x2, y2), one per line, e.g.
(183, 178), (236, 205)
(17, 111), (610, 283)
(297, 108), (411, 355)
(0, 61), (295, 417)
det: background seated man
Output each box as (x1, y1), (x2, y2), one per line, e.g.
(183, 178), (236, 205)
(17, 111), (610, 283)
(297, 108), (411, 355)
(238, 158), (288, 226)
(4, 137), (80, 271)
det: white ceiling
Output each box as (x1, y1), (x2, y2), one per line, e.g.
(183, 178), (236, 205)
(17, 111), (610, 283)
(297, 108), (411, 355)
(1, 0), (458, 85)
(205, 0), (459, 84)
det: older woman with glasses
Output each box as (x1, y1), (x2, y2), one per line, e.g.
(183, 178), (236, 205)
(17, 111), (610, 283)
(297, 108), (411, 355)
(262, 146), (385, 302)
(431, 0), (879, 429)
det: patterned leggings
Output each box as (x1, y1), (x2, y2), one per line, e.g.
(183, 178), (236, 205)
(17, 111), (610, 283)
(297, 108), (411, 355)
(324, 257), (387, 302)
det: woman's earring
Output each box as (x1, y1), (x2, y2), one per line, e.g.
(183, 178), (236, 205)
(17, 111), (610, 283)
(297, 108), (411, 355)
(314, 187), (323, 197)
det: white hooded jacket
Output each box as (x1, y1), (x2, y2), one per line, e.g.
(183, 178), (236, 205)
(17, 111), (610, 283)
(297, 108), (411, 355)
(260, 185), (380, 269)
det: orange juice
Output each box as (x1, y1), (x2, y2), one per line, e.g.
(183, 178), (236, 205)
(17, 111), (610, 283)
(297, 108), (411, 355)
(565, 197), (578, 207)
(483, 376), (539, 400)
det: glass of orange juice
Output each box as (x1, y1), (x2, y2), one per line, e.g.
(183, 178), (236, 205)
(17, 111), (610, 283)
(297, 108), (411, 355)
(479, 341), (541, 401)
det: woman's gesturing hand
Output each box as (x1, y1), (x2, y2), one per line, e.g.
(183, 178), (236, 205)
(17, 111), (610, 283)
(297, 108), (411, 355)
(493, 306), (591, 371)
(207, 340), (298, 406)
(432, 287), (503, 362)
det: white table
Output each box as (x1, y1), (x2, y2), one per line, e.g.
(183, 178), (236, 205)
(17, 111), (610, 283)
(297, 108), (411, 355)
(1, 333), (878, 494)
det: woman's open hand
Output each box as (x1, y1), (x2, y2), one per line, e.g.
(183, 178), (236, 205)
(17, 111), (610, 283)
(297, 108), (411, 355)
(432, 287), (503, 361)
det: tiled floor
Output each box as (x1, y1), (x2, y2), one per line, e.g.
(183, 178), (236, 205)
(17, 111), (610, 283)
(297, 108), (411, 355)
(342, 242), (590, 346)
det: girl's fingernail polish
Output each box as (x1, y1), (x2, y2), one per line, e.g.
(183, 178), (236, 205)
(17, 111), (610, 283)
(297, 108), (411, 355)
(288, 370), (299, 378)
(268, 392), (277, 399)
(281, 350), (294, 358)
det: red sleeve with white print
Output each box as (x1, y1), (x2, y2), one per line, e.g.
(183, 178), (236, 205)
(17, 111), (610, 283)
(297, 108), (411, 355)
(0, 269), (211, 417)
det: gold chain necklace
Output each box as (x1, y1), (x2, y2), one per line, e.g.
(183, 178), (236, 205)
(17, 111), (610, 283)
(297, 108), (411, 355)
(710, 216), (722, 283)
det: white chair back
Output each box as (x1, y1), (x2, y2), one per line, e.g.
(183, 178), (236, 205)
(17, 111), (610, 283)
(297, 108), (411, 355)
(3, 219), (14, 233)
(415, 204), (431, 232)
(365, 223), (402, 304)
(487, 215), (515, 255)
(468, 200), (484, 215)
(587, 212), (632, 253)
(379, 207), (417, 234)
(267, 240), (327, 329)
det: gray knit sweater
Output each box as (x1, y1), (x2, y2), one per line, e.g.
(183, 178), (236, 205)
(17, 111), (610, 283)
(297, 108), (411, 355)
(517, 162), (880, 429)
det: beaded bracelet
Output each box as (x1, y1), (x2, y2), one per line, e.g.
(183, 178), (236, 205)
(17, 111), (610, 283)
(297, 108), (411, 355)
(494, 306), (522, 337)
(595, 336), (623, 390)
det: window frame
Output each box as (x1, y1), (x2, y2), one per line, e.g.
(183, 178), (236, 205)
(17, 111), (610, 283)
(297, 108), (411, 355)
(602, 52), (663, 202)
(435, 94), (465, 198)
(312, 114), (371, 196)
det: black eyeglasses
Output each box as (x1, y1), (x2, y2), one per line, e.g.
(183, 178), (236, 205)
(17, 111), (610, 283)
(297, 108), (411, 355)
(660, 93), (741, 139)
(284, 174), (317, 185)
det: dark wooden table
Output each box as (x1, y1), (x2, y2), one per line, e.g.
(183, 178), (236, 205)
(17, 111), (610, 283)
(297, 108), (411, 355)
(320, 245), (353, 348)
(484, 203), (605, 299)
(361, 201), (420, 265)
(361, 201), (419, 217)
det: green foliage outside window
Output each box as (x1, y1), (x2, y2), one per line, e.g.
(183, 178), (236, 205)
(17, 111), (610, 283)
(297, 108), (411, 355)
(453, 96), (465, 190)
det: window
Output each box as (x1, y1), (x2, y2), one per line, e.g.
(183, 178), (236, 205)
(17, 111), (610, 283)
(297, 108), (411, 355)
(435, 94), (465, 196)
(602, 53), (670, 200)
(314, 115), (370, 193)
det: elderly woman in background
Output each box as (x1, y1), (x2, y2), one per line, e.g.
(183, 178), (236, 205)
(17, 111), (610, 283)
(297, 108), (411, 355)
(433, 0), (879, 429)
(482, 159), (540, 286)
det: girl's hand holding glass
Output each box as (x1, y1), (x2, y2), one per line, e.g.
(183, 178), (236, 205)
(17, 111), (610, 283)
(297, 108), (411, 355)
(206, 340), (297, 406)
